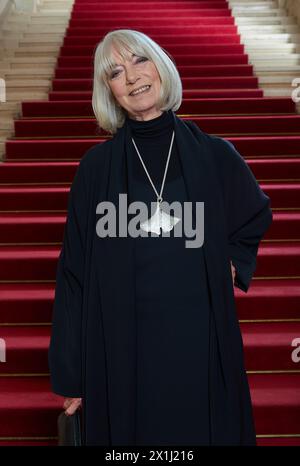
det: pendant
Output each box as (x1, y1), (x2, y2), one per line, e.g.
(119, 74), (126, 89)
(140, 201), (181, 236)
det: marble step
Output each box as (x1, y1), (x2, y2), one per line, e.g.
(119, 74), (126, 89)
(0, 41), (63, 50)
(1, 25), (67, 33)
(254, 64), (300, 72)
(0, 32), (67, 40)
(6, 12), (31, 19)
(249, 53), (300, 60)
(18, 38), (64, 46)
(0, 118), (14, 131)
(42, 0), (73, 5)
(6, 17), (68, 25)
(251, 57), (300, 66)
(43, 0), (73, 3)
(4, 92), (48, 102)
(245, 44), (296, 52)
(22, 32), (65, 39)
(31, 6), (71, 18)
(256, 70), (300, 82)
(232, 8), (287, 16)
(1, 48), (61, 58)
(228, 0), (277, 3)
(0, 139), (7, 158)
(0, 63), (56, 71)
(2, 45), (63, 53)
(238, 25), (300, 33)
(236, 17), (297, 25)
(258, 75), (300, 83)
(0, 102), (21, 117)
(258, 83), (299, 96)
(0, 128), (12, 141)
(0, 69), (54, 78)
(228, 0), (276, 2)
(9, 11), (70, 19)
(5, 78), (51, 87)
(262, 89), (299, 100)
(37, 8), (72, 14)
(242, 34), (300, 43)
(1, 57), (57, 66)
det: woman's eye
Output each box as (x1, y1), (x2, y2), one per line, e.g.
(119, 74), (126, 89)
(110, 70), (121, 79)
(136, 56), (148, 63)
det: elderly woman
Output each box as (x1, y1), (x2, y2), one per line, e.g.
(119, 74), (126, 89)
(48, 29), (273, 446)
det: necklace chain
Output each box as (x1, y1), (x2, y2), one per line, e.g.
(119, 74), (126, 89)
(131, 130), (175, 204)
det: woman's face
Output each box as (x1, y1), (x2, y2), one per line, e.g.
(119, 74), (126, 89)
(107, 45), (163, 121)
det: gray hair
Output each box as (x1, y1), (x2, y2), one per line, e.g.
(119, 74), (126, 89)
(92, 29), (182, 135)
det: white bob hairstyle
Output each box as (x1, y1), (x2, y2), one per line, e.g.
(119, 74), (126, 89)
(92, 29), (183, 135)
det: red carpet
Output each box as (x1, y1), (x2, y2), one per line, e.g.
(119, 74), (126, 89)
(0, 0), (300, 446)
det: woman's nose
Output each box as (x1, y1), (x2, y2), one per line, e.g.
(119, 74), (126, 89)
(125, 66), (139, 84)
(126, 75), (138, 84)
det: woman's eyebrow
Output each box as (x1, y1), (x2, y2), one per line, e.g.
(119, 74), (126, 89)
(113, 53), (137, 67)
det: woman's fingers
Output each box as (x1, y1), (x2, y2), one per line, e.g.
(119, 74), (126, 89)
(63, 398), (72, 410)
(63, 397), (82, 415)
(65, 399), (82, 416)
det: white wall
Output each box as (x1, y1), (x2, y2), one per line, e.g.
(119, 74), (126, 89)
(277, 0), (300, 26)
(13, 0), (41, 12)
(0, 0), (41, 21)
(0, 0), (12, 22)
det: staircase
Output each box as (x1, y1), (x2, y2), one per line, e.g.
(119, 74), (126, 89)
(0, 0), (300, 446)
(0, 0), (74, 158)
(229, 0), (300, 110)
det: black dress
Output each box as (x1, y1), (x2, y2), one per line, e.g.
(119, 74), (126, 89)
(126, 110), (213, 445)
(48, 106), (270, 444)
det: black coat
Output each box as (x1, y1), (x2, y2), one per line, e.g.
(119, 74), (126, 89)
(48, 110), (273, 445)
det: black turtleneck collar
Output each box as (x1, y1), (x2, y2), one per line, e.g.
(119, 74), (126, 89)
(125, 109), (174, 139)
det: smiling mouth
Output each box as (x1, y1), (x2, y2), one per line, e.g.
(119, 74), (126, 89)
(129, 85), (151, 96)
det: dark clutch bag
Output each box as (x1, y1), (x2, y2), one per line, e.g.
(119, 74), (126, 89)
(57, 410), (83, 446)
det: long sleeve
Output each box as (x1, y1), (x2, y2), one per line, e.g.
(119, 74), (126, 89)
(48, 158), (88, 397)
(212, 137), (273, 293)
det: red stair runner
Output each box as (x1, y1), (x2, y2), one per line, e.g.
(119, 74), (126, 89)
(0, 0), (300, 446)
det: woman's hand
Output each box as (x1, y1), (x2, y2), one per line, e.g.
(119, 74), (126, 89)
(63, 397), (82, 416)
(230, 260), (236, 286)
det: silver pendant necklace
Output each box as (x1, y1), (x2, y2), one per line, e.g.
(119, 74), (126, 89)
(131, 130), (181, 236)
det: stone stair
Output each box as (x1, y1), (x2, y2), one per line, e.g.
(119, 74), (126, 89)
(0, 0), (74, 159)
(229, 0), (300, 111)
